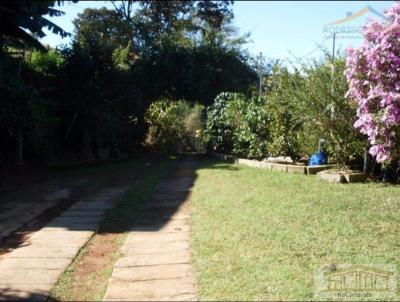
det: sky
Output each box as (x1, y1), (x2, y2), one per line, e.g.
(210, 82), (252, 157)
(40, 1), (394, 62)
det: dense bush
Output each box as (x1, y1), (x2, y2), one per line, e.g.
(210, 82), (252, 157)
(205, 92), (270, 159)
(293, 59), (364, 167)
(265, 66), (303, 160)
(145, 99), (204, 152)
(206, 58), (366, 166)
(205, 92), (235, 153)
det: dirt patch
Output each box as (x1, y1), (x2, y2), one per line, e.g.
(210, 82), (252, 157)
(76, 233), (120, 275)
(54, 232), (124, 301)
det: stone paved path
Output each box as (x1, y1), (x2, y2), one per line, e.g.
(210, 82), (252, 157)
(103, 159), (198, 301)
(0, 184), (80, 243)
(0, 187), (127, 301)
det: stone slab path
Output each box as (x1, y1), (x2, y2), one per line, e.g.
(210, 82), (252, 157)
(0, 187), (127, 301)
(0, 178), (89, 243)
(104, 159), (198, 301)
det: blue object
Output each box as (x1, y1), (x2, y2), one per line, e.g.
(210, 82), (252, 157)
(309, 152), (328, 166)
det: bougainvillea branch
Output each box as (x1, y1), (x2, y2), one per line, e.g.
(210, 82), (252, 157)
(345, 3), (400, 163)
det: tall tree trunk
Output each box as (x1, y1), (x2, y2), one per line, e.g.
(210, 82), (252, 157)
(82, 128), (94, 160)
(18, 127), (23, 164)
(16, 45), (26, 164)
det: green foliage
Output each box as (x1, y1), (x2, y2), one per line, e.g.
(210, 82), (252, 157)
(0, 1), (72, 50)
(112, 42), (134, 70)
(30, 49), (64, 75)
(205, 92), (235, 153)
(131, 44), (256, 106)
(0, 2), (257, 164)
(145, 99), (204, 153)
(206, 92), (270, 159)
(206, 57), (364, 165)
(264, 66), (304, 160)
(226, 96), (270, 159)
(271, 58), (364, 166)
(112, 1), (234, 54)
(73, 7), (132, 50)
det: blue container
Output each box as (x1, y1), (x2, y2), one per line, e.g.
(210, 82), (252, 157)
(309, 152), (328, 166)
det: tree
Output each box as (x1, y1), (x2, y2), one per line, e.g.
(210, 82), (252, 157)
(0, 1), (72, 163)
(0, 0), (72, 50)
(110, 0), (234, 54)
(73, 7), (132, 52)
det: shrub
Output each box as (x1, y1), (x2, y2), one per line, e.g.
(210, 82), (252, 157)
(204, 92), (235, 153)
(265, 65), (303, 160)
(267, 60), (364, 167)
(206, 58), (364, 166)
(144, 99), (204, 152)
(205, 92), (270, 159)
(345, 3), (400, 164)
(296, 59), (364, 167)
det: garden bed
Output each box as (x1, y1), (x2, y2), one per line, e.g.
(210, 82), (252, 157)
(208, 152), (336, 175)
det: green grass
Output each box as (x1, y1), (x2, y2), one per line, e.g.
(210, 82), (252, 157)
(50, 156), (176, 301)
(190, 160), (400, 301)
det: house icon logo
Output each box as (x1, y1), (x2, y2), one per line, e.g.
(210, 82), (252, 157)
(324, 265), (393, 292)
(315, 263), (398, 300)
(323, 5), (386, 36)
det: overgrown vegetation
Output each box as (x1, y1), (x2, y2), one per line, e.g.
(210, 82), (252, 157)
(205, 92), (270, 159)
(205, 57), (365, 166)
(0, 1), (256, 164)
(145, 99), (204, 152)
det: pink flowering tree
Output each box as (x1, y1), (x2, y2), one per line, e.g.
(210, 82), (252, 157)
(345, 3), (400, 163)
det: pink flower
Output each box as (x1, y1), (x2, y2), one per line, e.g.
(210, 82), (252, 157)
(345, 2), (400, 163)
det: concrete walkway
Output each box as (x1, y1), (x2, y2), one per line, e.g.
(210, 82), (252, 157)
(104, 159), (198, 301)
(0, 187), (127, 301)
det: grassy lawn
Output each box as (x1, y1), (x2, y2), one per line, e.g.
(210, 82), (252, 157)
(190, 160), (400, 301)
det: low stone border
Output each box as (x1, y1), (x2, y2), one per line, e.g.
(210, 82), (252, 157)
(208, 152), (336, 175)
(317, 170), (367, 183)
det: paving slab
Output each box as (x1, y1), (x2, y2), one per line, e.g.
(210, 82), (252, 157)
(0, 186), (127, 301)
(9, 246), (80, 258)
(105, 278), (197, 301)
(112, 264), (194, 282)
(115, 249), (192, 268)
(49, 215), (103, 224)
(0, 257), (71, 270)
(103, 158), (198, 301)
(121, 241), (190, 255)
(29, 229), (93, 240)
(124, 231), (190, 244)
(30, 235), (89, 247)
(0, 269), (61, 284)
(61, 209), (106, 217)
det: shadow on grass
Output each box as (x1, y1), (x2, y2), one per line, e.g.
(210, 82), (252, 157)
(204, 163), (240, 171)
